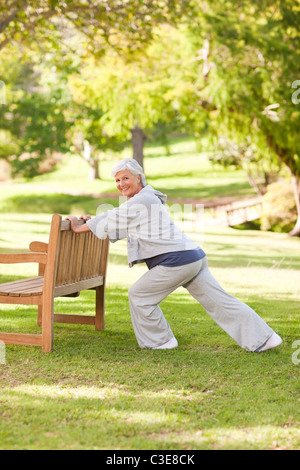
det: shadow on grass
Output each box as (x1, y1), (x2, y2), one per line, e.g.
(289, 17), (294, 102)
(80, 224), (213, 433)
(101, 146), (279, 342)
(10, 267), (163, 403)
(150, 182), (254, 200)
(206, 252), (300, 270)
(0, 285), (298, 449)
(1, 287), (298, 357)
(1, 193), (119, 215)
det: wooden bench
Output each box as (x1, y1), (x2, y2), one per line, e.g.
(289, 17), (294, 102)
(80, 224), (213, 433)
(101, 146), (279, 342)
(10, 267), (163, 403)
(0, 214), (109, 352)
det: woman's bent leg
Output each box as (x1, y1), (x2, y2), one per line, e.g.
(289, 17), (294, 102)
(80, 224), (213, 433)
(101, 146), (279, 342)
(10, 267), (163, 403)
(184, 258), (274, 351)
(128, 261), (202, 349)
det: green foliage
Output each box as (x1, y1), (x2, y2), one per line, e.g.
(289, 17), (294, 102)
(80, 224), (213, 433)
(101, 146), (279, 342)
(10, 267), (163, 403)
(0, 129), (20, 160)
(68, 24), (202, 141)
(209, 136), (282, 195)
(187, 0), (300, 177)
(261, 180), (297, 233)
(0, 1), (194, 54)
(0, 51), (71, 177)
(69, 104), (127, 168)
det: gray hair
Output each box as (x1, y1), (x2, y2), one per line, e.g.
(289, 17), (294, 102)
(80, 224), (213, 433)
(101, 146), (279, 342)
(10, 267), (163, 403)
(111, 158), (147, 187)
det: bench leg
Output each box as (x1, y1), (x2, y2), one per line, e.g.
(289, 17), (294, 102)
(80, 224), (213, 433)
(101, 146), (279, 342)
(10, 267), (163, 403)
(95, 285), (105, 331)
(41, 298), (54, 352)
(37, 305), (42, 327)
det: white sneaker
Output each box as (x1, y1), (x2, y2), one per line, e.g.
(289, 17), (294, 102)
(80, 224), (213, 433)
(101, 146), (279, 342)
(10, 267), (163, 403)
(256, 333), (282, 352)
(152, 337), (178, 350)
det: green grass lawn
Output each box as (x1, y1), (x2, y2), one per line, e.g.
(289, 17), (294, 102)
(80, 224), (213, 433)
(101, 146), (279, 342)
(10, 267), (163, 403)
(0, 136), (256, 208)
(0, 216), (299, 450)
(0, 138), (299, 450)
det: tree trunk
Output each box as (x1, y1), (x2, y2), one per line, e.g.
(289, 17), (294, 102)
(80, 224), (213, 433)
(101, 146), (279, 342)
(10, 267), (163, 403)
(83, 140), (100, 180)
(265, 135), (300, 236)
(131, 125), (146, 169)
(289, 175), (300, 237)
(89, 155), (100, 180)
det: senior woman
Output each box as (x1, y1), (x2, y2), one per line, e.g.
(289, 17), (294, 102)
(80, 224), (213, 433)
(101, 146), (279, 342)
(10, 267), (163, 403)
(66, 158), (282, 352)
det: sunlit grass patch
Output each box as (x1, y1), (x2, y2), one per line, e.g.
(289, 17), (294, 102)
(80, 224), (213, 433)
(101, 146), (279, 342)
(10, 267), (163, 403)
(0, 138), (299, 450)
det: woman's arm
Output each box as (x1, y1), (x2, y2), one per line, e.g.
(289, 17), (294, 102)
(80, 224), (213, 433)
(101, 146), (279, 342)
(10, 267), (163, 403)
(65, 215), (91, 233)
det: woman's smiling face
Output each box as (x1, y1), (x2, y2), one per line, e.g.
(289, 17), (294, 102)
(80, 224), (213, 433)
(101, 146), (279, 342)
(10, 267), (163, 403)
(115, 169), (143, 198)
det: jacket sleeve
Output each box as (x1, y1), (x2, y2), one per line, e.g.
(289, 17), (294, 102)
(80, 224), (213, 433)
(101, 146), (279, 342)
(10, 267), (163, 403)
(87, 194), (149, 242)
(86, 203), (133, 242)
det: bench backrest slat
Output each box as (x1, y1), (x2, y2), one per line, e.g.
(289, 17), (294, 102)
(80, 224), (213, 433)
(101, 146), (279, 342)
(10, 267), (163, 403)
(54, 221), (106, 287)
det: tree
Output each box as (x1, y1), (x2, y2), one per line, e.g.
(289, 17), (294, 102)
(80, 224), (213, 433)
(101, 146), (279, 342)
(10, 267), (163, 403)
(209, 136), (282, 196)
(0, 1), (194, 53)
(0, 0), (196, 175)
(68, 24), (202, 168)
(70, 105), (126, 181)
(0, 50), (71, 177)
(183, 0), (300, 235)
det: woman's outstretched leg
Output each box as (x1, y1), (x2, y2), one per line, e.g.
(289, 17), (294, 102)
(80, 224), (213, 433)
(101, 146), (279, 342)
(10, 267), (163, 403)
(184, 257), (276, 351)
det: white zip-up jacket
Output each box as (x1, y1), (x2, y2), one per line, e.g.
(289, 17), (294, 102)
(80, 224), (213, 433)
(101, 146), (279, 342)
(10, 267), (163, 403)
(87, 185), (199, 267)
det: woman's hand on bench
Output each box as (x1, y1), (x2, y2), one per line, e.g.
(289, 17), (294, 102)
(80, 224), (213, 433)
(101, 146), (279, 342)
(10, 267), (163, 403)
(65, 215), (91, 233)
(79, 214), (92, 222)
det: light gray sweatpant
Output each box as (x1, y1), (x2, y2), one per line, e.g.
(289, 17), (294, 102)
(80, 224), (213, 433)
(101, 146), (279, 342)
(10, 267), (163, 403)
(128, 257), (274, 351)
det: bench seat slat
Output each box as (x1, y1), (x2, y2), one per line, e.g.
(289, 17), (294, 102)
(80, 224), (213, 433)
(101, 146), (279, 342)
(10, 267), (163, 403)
(0, 275), (104, 298)
(0, 277), (44, 297)
(54, 276), (104, 297)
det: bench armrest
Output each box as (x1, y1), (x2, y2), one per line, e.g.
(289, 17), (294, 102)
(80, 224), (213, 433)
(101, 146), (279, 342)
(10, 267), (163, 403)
(0, 253), (47, 264)
(29, 241), (48, 253)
